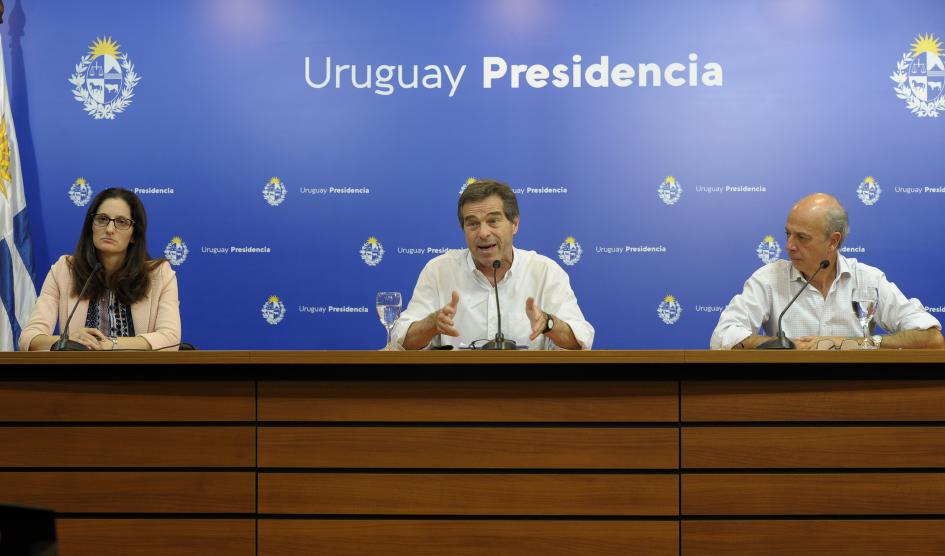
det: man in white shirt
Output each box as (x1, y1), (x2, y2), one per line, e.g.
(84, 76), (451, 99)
(711, 193), (943, 350)
(392, 180), (594, 350)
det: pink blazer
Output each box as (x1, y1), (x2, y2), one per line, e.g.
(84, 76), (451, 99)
(19, 255), (182, 351)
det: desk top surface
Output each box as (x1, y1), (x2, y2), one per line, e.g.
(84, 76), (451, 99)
(3, 349), (945, 365)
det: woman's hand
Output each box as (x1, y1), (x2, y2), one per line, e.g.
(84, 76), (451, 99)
(73, 327), (107, 350)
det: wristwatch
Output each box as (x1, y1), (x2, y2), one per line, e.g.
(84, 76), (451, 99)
(541, 313), (555, 335)
(871, 334), (883, 349)
(109, 336), (119, 351)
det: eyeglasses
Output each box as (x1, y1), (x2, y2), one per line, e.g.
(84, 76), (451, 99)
(92, 214), (134, 231)
(816, 338), (862, 350)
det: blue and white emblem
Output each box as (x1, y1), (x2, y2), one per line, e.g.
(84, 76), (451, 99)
(658, 176), (682, 206)
(459, 177), (476, 195)
(891, 34), (945, 118)
(857, 176), (882, 206)
(263, 177), (287, 206)
(557, 236), (583, 266)
(69, 37), (140, 120)
(756, 235), (782, 264)
(261, 295), (286, 325)
(657, 295), (683, 325)
(69, 177), (94, 207)
(360, 237), (385, 266)
(164, 236), (189, 266)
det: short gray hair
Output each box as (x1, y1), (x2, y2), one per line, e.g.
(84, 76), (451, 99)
(824, 205), (849, 247)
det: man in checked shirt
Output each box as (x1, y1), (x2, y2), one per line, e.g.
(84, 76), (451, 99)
(711, 193), (943, 350)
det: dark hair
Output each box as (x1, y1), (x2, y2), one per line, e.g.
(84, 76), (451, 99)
(457, 179), (519, 228)
(70, 187), (164, 304)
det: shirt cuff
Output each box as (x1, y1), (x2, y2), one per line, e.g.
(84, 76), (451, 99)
(898, 312), (942, 332)
(713, 326), (752, 350)
(563, 320), (593, 350)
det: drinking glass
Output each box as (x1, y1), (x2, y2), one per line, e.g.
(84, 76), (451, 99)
(376, 292), (402, 350)
(851, 287), (878, 349)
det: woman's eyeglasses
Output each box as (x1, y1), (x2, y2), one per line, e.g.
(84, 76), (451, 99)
(92, 214), (134, 231)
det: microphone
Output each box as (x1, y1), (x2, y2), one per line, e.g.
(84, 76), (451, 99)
(482, 259), (516, 350)
(52, 262), (103, 351)
(757, 259), (830, 349)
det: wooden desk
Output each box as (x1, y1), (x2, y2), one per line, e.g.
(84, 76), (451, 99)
(2, 351), (944, 555)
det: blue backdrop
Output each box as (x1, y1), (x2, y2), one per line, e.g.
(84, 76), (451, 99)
(5, 0), (944, 349)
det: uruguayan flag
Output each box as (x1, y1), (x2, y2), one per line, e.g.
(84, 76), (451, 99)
(0, 32), (37, 351)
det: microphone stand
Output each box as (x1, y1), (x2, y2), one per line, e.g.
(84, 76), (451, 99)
(757, 259), (830, 350)
(52, 263), (103, 351)
(482, 259), (516, 350)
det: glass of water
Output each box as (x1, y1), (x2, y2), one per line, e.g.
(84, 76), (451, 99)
(851, 287), (879, 349)
(376, 292), (402, 350)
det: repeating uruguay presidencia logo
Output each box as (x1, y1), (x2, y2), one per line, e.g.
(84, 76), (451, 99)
(261, 295), (286, 325)
(557, 236), (583, 266)
(69, 37), (141, 120)
(756, 235), (782, 264)
(657, 295), (683, 325)
(69, 177), (94, 207)
(263, 177), (287, 206)
(891, 33), (945, 118)
(459, 176), (477, 194)
(360, 236), (384, 266)
(164, 236), (189, 266)
(658, 176), (682, 205)
(857, 176), (882, 206)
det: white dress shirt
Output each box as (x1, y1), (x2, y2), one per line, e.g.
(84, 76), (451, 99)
(391, 247), (594, 349)
(710, 255), (941, 349)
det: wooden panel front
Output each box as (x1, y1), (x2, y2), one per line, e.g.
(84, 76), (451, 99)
(248, 350), (686, 365)
(683, 427), (945, 468)
(683, 380), (945, 422)
(57, 519), (255, 556)
(259, 381), (678, 422)
(259, 520), (678, 556)
(259, 473), (677, 515)
(683, 473), (945, 515)
(0, 472), (255, 513)
(0, 381), (256, 421)
(683, 520), (945, 555)
(260, 427), (677, 469)
(0, 427), (255, 467)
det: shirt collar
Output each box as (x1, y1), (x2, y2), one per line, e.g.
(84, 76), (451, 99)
(465, 246), (520, 282)
(790, 254), (851, 283)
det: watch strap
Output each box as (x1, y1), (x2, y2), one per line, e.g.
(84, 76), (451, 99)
(541, 313), (554, 335)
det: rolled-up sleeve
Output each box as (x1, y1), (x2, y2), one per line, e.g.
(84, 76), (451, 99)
(875, 273), (941, 333)
(542, 263), (594, 350)
(391, 262), (441, 349)
(710, 273), (770, 350)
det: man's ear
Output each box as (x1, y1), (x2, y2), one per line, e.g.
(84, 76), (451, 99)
(829, 231), (841, 251)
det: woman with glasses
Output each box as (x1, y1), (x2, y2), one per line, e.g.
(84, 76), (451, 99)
(19, 188), (181, 351)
